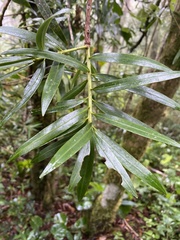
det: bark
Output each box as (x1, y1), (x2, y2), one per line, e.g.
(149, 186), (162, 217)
(89, 2), (180, 234)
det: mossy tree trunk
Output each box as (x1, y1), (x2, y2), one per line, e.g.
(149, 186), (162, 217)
(89, 2), (180, 234)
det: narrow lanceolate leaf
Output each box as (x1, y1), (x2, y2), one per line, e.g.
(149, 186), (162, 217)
(40, 124), (93, 178)
(3, 48), (88, 72)
(8, 108), (87, 161)
(173, 49), (180, 65)
(0, 64), (32, 81)
(47, 99), (86, 113)
(94, 130), (137, 197)
(95, 112), (180, 148)
(61, 80), (87, 101)
(95, 102), (148, 127)
(0, 56), (33, 70)
(0, 26), (36, 42)
(36, 17), (53, 50)
(95, 129), (166, 195)
(36, 8), (70, 50)
(77, 141), (95, 201)
(93, 71), (180, 93)
(33, 121), (86, 163)
(91, 53), (172, 72)
(128, 86), (180, 110)
(69, 142), (90, 190)
(0, 61), (45, 127)
(41, 63), (64, 116)
(0, 26), (63, 50)
(34, 0), (67, 44)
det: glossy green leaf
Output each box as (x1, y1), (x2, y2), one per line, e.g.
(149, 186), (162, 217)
(0, 26), (63, 50)
(94, 129), (166, 195)
(95, 112), (180, 148)
(33, 140), (65, 164)
(91, 53), (172, 72)
(41, 62), (64, 116)
(77, 141), (94, 201)
(36, 8), (70, 50)
(33, 99), (85, 114)
(69, 142), (90, 190)
(173, 49), (180, 65)
(94, 129), (137, 197)
(0, 61), (45, 127)
(8, 108), (87, 161)
(0, 26), (36, 42)
(61, 80), (87, 101)
(12, 0), (30, 7)
(95, 102), (148, 126)
(34, 0), (67, 44)
(3, 48), (88, 72)
(94, 73), (118, 82)
(40, 124), (93, 178)
(36, 17), (53, 50)
(47, 99), (86, 113)
(0, 56), (33, 70)
(93, 71), (180, 93)
(33, 121), (86, 163)
(128, 86), (180, 110)
(0, 64), (32, 81)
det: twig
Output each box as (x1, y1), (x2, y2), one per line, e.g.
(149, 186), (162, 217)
(85, 0), (92, 45)
(0, 0), (11, 26)
(123, 219), (142, 240)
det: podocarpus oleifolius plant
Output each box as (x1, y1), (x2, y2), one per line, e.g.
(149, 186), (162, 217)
(1, 0), (180, 201)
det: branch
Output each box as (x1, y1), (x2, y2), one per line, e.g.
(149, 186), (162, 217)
(85, 0), (92, 45)
(0, 0), (11, 26)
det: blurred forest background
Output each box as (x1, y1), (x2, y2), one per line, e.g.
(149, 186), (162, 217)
(0, 0), (180, 239)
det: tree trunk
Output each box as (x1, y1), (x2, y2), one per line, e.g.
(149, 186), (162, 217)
(89, 2), (180, 234)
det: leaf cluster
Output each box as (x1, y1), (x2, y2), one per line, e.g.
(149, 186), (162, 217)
(1, 3), (180, 200)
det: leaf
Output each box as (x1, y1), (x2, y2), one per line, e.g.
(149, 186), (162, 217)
(33, 121), (86, 163)
(128, 86), (180, 110)
(94, 73), (118, 82)
(33, 140), (66, 164)
(36, 17), (53, 50)
(36, 8), (71, 50)
(8, 108), (87, 161)
(69, 142), (90, 190)
(0, 56), (33, 70)
(93, 71), (180, 93)
(3, 48), (88, 72)
(0, 61), (45, 127)
(0, 64), (32, 82)
(41, 62), (64, 116)
(94, 129), (137, 197)
(91, 53), (172, 72)
(0, 26), (36, 42)
(94, 129), (166, 195)
(34, 0), (67, 44)
(95, 103), (180, 148)
(40, 124), (93, 178)
(12, 0), (30, 7)
(0, 26), (63, 50)
(95, 102), (148, 126)
(47, 99), (86, 113)
(77, 141), (95, 201)
(173, 49), (180, 65)
(61, 80), (87, 101)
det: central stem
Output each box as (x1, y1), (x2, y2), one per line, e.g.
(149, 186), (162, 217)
(87, 46), (93, 123)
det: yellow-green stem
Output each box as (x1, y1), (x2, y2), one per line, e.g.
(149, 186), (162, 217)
(60, 45), (88, 54)
(87, 46), (93, 123)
